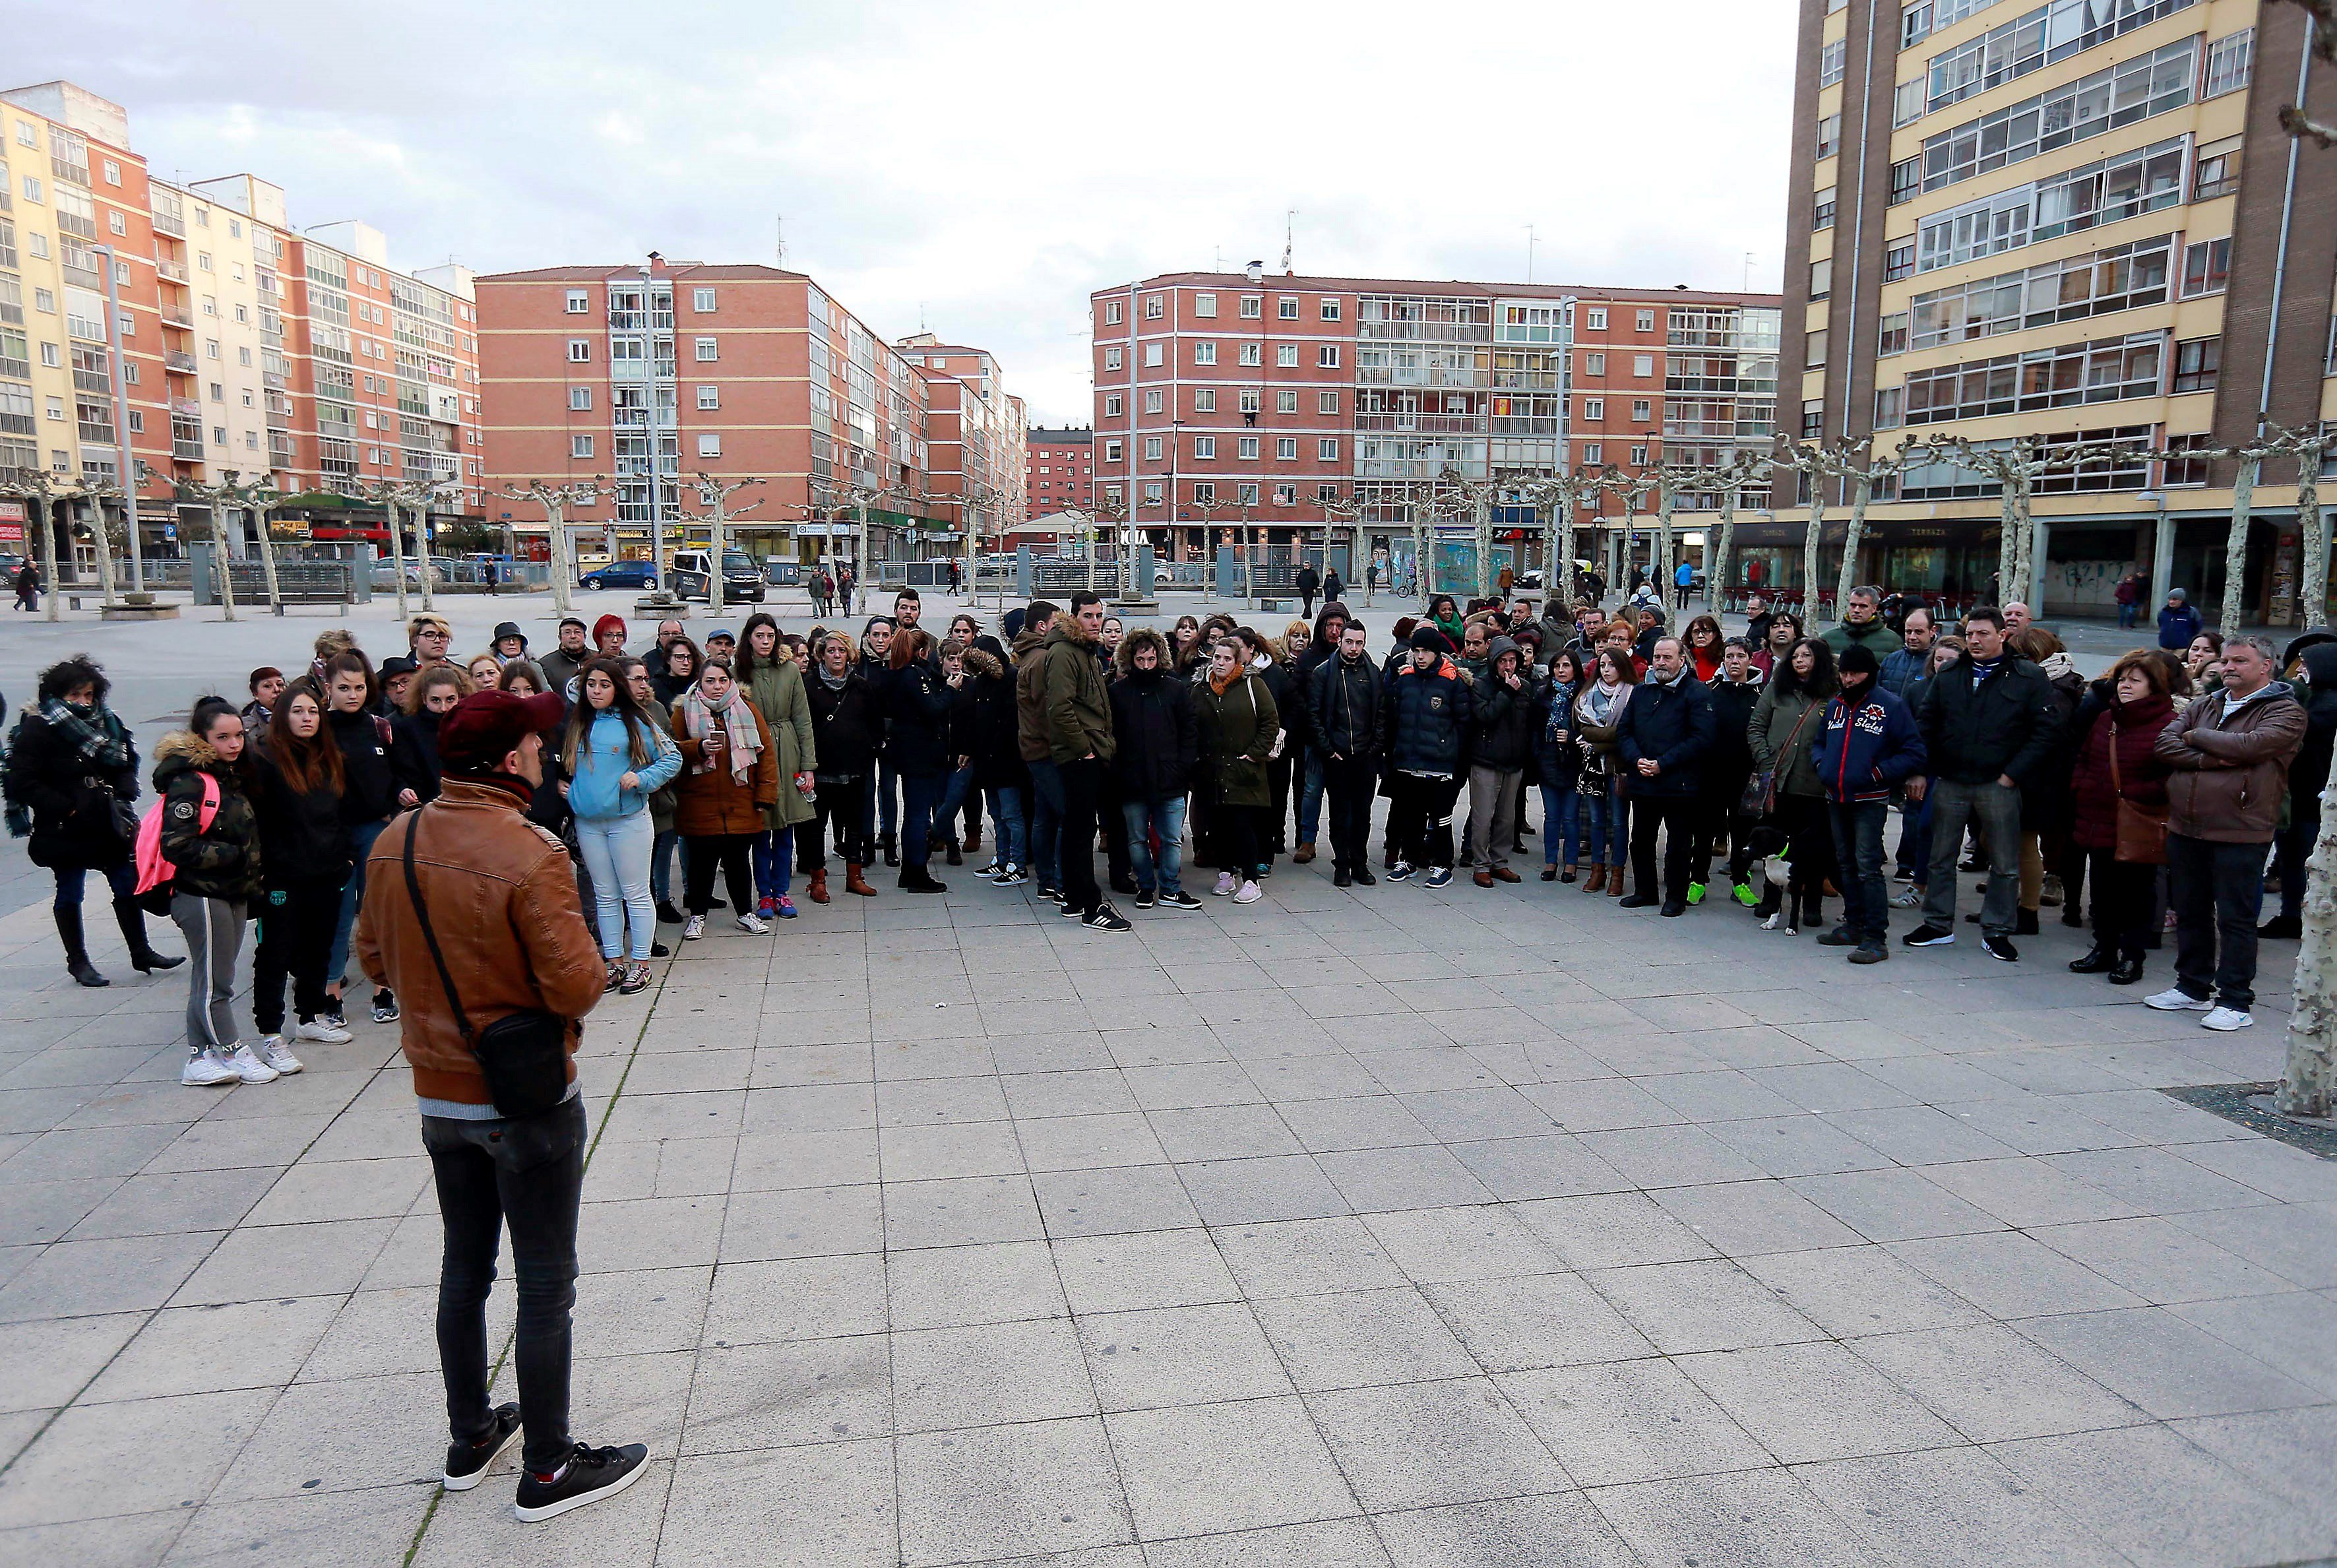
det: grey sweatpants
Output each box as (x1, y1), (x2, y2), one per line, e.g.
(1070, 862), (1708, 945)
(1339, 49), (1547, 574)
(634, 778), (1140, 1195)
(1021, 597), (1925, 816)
(171, 893), (245, 1055)
(1468, 765), (1523, 873)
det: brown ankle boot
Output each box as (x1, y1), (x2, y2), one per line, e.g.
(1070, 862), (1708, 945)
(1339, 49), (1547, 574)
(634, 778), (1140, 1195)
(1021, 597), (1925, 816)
(1584, 865), (1607, 893)
(963, 827), (981, 854)
(1293, 841), (1315, 864)
(844, 862), (877, 896)
(1609, 868), (1628, 897)
(809, 867), (830, 904)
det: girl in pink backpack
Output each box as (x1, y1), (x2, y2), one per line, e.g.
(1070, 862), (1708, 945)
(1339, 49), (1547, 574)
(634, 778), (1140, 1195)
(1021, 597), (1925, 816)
(152, 697), (273, 1086)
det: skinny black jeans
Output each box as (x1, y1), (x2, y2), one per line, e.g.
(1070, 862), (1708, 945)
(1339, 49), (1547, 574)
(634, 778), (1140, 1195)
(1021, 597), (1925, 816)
(684, 832), (755, 914)
(422, 1094), (586, 1472)
(798, 776), (868, 868)
(252, 871), (350, 1036)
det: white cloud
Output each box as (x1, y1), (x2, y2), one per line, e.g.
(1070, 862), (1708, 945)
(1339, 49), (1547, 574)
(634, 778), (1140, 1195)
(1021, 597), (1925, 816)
(9, 0), (1795, 423)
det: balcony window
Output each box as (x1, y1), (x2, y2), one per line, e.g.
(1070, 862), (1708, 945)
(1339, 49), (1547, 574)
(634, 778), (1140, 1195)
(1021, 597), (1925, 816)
(2171, 336), (2219, 394)
(2181, 237), (2230, 298)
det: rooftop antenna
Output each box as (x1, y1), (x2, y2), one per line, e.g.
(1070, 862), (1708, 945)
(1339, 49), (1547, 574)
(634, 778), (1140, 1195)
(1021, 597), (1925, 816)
(776, 215), (786, 268)
(1743, 251), (1755, 290)
(1524, 224), (1538, 284)
(1282, 208), (1295, 274)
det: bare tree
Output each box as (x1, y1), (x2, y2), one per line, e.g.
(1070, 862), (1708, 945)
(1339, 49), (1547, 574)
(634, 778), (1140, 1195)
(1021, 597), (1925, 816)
(219, 470), (289, 615)
(340, 478), (412, 622)
(496, 479), (600, 616)
(0, 470), (73, 622)
(683, 473), (764, 617)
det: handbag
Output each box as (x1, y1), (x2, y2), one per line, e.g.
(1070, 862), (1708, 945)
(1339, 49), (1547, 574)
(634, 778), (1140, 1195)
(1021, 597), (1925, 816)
(90, 777), (139, 845)
(2107, 723), (2169, 865)
(1742, 701), (1821, 817)
(400, 809), (574, 1119)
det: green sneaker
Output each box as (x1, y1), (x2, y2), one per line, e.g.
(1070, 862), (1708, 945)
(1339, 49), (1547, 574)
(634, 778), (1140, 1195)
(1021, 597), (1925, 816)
(1685, 882), (1706, 906)
(1731, 881), (1759, 907)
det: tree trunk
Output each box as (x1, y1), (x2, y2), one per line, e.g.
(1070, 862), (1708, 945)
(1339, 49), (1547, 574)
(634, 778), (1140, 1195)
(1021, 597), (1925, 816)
(1712, 498), (1736, 618)
(2221, 451), (2259, 639)
(414, 500), (436, 612)
(710, 501), (727, 617)
(1654, 478), (1675, 617)
(387, 498), (411, 623)
(545, 503), (573, 615)
(251, 503), (285, 614)
(1995, 485), (2018, 606)
(35, 493), (61, 622)
(1833, 473), (1873, 629)
(2008, 467), (2038, 614)
(2299, 446), (2326, 633)
(81, 501), (119, 610)
(1475, 490), (1492, 601)
(1801, 497), (1825, 626)
(211, 501), (239, 623)
(2279, 769), (2337, 1118)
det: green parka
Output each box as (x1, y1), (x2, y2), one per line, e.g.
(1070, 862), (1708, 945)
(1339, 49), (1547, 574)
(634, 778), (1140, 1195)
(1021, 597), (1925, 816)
(1193, 672), (1280, 808)
(741, 654), (817, 830)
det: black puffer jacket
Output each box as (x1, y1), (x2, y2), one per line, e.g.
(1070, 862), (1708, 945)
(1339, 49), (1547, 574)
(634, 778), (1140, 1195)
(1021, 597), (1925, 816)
(884, 659), (956, 778)
(1376, 654), (1475, 777)
(1109, 638), (1198, 803)
(1309, 650), (1382, 761)
(2290, 643), (2337, 815)
(1914, 650), (2064, 787)
(152, 732), (263, 903)
(5, 703), (139, 870)
(390, 708), (446, 805)
(328, 707), (398, 825)
(1617, 670), (1716, 799)
(250, 750), (351, 885)
(1701, 674), (1765, 802)
(1468, 639), (1537, 772)
(1257, 659), (1319, 756)
(964, 648), (1026, 792)
(807, 667), (881, 780)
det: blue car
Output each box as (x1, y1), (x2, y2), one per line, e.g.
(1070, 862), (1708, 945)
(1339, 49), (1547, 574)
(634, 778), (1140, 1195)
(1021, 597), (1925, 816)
(580, 560), (658, 591)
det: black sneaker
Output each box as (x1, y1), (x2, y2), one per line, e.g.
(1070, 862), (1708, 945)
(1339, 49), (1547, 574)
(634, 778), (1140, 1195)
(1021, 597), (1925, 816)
(1850, 941), (1890, 964)
(1133, 889), (1157, 908)
(1983, 933), (2020, 962)
(371, 990), (399, 1024)
(1902, 923), (1956, 948)
(512, 1441), (650, 1522)
(1333, 870), (1352, 887)
(1892, 865), (1916, 883)
(1082, 902), (1132, 931)
(1816, 927), (1859, 947)
(655, 900), (686, 925)
(442, 1402), (523, 1491)
(1161, 890), (1203, 910)
(1060, 900), (1083, 918)
(1039, 885), (1061, 903)
(1350, 867), (1376, 887)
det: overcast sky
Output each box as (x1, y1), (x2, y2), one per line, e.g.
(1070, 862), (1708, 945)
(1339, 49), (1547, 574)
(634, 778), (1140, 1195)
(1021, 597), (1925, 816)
(13, 0), (1795, 425)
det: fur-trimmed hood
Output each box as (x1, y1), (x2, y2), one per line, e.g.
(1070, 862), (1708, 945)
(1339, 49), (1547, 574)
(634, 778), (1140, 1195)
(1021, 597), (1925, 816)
(964, 645), (1007, 681)
(1115, 627), (1172, 678)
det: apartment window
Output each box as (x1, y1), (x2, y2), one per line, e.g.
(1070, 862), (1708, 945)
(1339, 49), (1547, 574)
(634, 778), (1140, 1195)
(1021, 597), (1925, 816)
(2163, 431), (2212, 486)
(212, 426), (226, 447)
(1194, 341), (1216, 365)
(40, 342), (57, 365)
(1918, 38), (2198, 197)
(697, 434), (722, 458)
(2194, 142), (2240, 200)
(1104, 394), (1123, 416)
(1279, 299), (1299, 319)
(1144, 389), (1164, 414)
(1875, 386), (1905, 429)
(204, 340), (219, 358)
(1902, 332), (2164, 422)
(1240, 343), (1262, 366)
(1240, 391), (1261, 414)
(1104, 439), (1123, 462)
(567, 339), (590, 361)
(1317, 484), (1340, 503)
(694, 336), (717, 361)
(1636, 310), (1655, 332)
(1318, 437), (1339, 460)
(1241, 296), (1262, 318)
(1816, 113), (1842, 160)
(1896, 77), (1927, 127)
(1813, 187), (1838, 229)
(1803, 398), (1826, 437)
(1265, 483), (1290, 505)
(1890, 156), (1921, 204)
(1276, 437), (1298, 460)
(1238, 436), (1261, 459)
(208, 381), (224, 402)
(697, 385), (720, 409)
(1317, 345), (1340, 367)
(1819, 38), (1846, 86)
(1320, 300), (1341, 321)
(1192, 435), (1216, 459)
(1805, 327), (1829, 368)
(1144, 295), (1163, 319)
(1144, 342), (1164, 366)
(1318, 391), (1339, 414)
(1885, 242), (1915, 280)
(565, 290), (588, 313)
(126, 410), (141, 433)
(1585, 307), (1607, 330)
(569, 387), (592, 410)
(1628, 445), (1649, 466)
(1238, 483), (1260, 505)
(2181, 237), (2231, 297)
(1583, 352), (1606, 377)
(571, 435), (594, 458)
(1104, 300), (1122, 325)
(2204, 28), (2253, 96)
(1269, 344), (1294, 367)
(693, 286), (716, 312)
(1580, 443), (1603, 464)
(1809, 259), (1832, 301)
(1583, 397), (1605, 420)
(1191, 481), (1216, 504)
(1633, 354), (1655, 377)
(13, 121), (32, 146)
(1195, 389), (1216, 412)
(1143, 482), (1163, 503)
(1195, 292), (1217, 317)
(1104, 347), (1123, 371)
(20, 175), (39, 204)
(1276, 389), (1298, 414)
(2172, 336), (2220, 393)
(1631, 399), (1652, 422)
(44, 396), (62, 420)
(1880, 312), (1910, 354)
(1144, 435), (1163, 460)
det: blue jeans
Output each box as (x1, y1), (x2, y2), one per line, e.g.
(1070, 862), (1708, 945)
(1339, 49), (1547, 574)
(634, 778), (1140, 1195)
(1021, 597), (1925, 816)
(753, 827), (794, 900)
(988, 784), (1028, 870)
(2117, 602), (2138, 628)
(879, 759), (902, 842)
(652, 828), (679, 904)
(1897, 791), (1933, 883)
(330, 816), (392, 992)
(937, 764), (975, 846)
(573, 810), (656, 960)
(1028, 758), (1065, 889)
(1540, 784), (1580, 867)
(1579, 779), (1627, 866)
(1123, 796), (1188, 896)
(900, 772), (943, 872)
(1297, 753), (1326, 844)
(1827, 799), (1890, 942)
(52, 860), (137, 910)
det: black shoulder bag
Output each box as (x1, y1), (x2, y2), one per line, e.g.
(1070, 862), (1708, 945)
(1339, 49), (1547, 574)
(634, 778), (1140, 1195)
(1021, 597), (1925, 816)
(400, 809), (574, 1120)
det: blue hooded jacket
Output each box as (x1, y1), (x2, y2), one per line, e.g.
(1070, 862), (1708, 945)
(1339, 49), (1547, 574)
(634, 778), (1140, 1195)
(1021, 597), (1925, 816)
(2157, 594), (2202, 650)
(1811, 680), (1927, 803)
(567, 708), (682, 821)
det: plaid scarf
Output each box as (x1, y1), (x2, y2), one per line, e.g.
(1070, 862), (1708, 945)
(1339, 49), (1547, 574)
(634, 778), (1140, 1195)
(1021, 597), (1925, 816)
(41, 698), (130, 772)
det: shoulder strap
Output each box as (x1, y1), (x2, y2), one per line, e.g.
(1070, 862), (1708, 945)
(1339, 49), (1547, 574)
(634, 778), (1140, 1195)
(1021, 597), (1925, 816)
(199, 770), (220, 831)
(400, 807), (475, 1044)
(2107, 714), (2125, 799)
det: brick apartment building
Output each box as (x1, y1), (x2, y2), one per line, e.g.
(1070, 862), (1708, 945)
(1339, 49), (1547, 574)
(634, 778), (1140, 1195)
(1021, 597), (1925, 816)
(1025, 425), (1093, 521)
(896, 333), (1027, 559)
(0, 80), (482, 577)
(1780, 0), (2337, 620)
(478, 263), (1024, 572)
(1093, 267), (1781, 583)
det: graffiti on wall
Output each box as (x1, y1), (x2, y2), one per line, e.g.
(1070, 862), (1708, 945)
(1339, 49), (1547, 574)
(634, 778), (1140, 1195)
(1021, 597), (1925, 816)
(2047, 557), (2131, 613)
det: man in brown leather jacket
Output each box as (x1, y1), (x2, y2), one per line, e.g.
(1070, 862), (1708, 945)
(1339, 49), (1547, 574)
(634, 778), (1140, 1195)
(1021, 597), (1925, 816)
(357, 688), (647, 1522)
(2149, 634), (2307, 1032)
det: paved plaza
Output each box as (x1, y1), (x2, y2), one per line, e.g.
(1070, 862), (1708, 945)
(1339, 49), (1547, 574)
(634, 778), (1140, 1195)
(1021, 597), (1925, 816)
(0, 594), (2334, 1565)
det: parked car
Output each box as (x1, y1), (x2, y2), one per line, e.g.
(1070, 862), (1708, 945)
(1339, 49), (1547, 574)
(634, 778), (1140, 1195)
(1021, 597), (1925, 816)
(670, 549), (765, 603)
(0, 553), (25, 579)
(370, 559), (445, 591)
(578, 559), (660, 591)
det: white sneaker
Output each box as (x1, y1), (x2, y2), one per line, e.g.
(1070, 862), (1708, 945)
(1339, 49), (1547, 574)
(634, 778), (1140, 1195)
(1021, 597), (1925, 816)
(221, 1044), (280, 1084)
(2200, 1006), (2254, 1031)
(682, 915), (706, 941)
(736, 912), (770, 935)
(294, 1018), (352, 1045)
(181, 1049), (237, 1087)
(1233, 880), (1262, 904)
(258, 1036), (305, 1075)
(2144, 987), (2213, 1011)
(1212, 872), (1237, 896)
(1890, 889), (1921, 908)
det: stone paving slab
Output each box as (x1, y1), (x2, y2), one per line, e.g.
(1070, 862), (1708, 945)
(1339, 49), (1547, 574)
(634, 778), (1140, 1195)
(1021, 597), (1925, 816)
(0, 821), (2332, 1566)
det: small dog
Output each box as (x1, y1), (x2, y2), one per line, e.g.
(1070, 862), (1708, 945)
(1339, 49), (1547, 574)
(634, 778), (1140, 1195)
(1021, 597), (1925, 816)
(1729, 823), (1798, 931)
